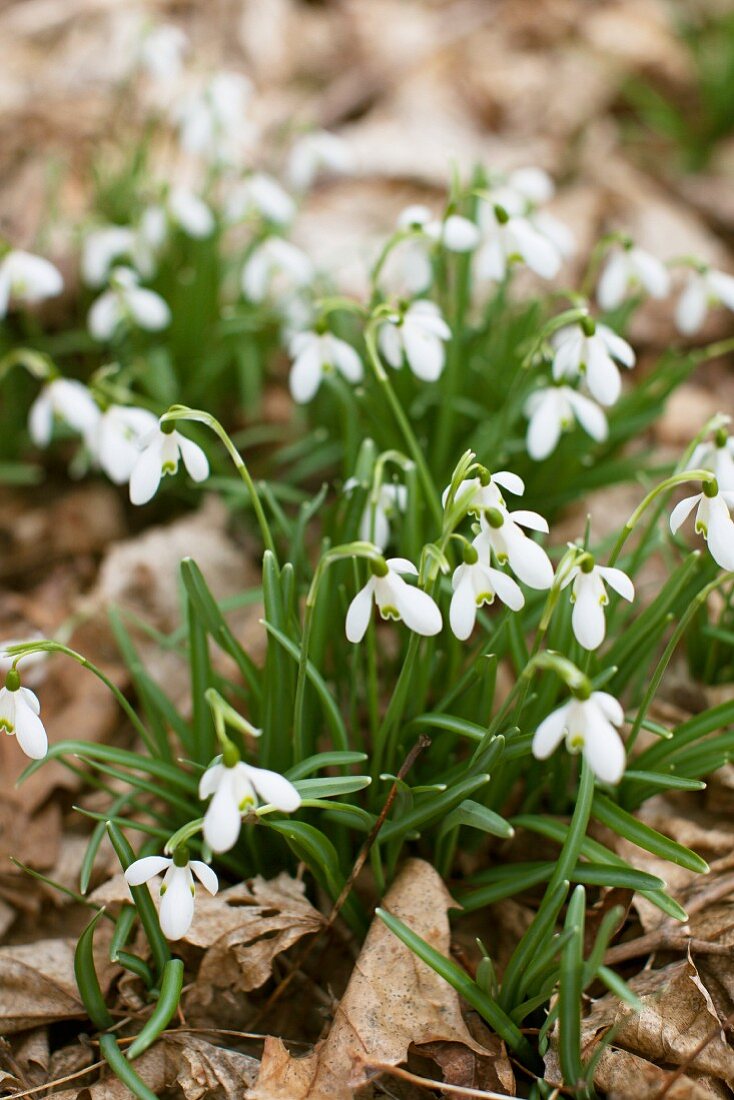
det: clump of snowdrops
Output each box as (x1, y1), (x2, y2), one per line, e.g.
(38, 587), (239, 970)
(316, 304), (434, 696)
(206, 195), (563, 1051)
(3, 19), (734, 1097)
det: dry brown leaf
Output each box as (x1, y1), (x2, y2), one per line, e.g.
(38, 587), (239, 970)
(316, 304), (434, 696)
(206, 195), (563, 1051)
(167, 1034), (260, 1098)
(247, 858), (507, 1100)
(0, 939), (86, 1034)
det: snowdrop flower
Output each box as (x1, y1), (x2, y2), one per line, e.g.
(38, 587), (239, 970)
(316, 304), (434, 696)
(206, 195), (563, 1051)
(200, 754), (301, 853)
(450, 537), (524, 640)
(287, 130), (352, 192)
(90, 405), (159, 484)
(552, 317), (635, 406)
(82, 227), (138, 287)
(675, 266), (734, 335)
(688, 430), (734, 492)
(562, 556), (634, 651)
(88, 267), (171, 341)
(0, 669), (47, 759)
(167, 188), (215, 239)
(226, 173), (296, 226)
(531, 210), (575, 260)
(0, 250), (63, 316)
(533, 690), (626, 784)
(28, 378), (100, 447)
(356, 483), (407, 549)
(475, 507), (554, 590)
(670, 479), (734, 571)
(177, 71), (253, 163)
(125, 849), (218, 941)
(382, 206), (480, 294)
(288, 331), (363, 403)
(444, 470), (525, 516)
(475, 205), (561, 283)
(524, 385), (608, 461)
(138, 24), (188, 82)
(487, 167), (556, 215)
(129, 421), (209, 505)
(242, 238), (314, 304)
(346, 557), (442, 643)
(378, 300), (451, 382)
(597, 243), (670, 311)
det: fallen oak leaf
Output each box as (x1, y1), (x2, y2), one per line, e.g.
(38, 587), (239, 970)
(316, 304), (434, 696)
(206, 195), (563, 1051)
(247, 858), (506, 1100)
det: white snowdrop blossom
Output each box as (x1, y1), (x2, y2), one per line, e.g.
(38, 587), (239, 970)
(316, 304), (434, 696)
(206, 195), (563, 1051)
(670, 482), (734, 572)
(524, 385), (608, 461)
(688, 432), (734, 493)
(0, 250), (63, 316)
(346, 557), (442, 643)
(475, 508), (554, 590)
(176, 72), (253, 163)
(475, 204), (562, 283)
(552, 319), (635, 406)
(356, 483), (408, 550)
(382, 206), (480, 294)
(88, 267), (171, 341)
(531, 210), (575, 260)
(288, 331), (363, 403)
(378, 300), (451, 382)
(562, 558), (634, 651)
(287, 130), (352, 192)
(0, 671), (47, 760)
(242, 239), (314, 304)
(597, 244), (670, 311)
(675, 266), (734, 335)
(450, 537), (525, 641)
(129, 422), (209, 505)
(82, 227), (138, 287)
(138, 24), (188, 82)
(445, 470), (525, 517)
(226, 173), (296, 226)
(199, 758), (301, 853)
(533, 691), (626, 784)
(167, 188), (215, 239)
(125, 852), (218, 940)
(485, 167), (556, 216)
(90, 405), (159, 485)
(28, 378), (100, 447)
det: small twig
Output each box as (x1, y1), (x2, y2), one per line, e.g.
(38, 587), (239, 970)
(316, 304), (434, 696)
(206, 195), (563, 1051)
(251, 734), (431, 1023)
(656, 1007), (734, 1099)
(605, 934), (732, 966)
(362, 1059), (521, 1098)
(5, 1059), (104, 1099)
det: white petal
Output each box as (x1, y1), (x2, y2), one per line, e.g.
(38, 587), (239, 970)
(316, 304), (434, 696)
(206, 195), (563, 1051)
(572, 574), (606, 651)
(129, 439), (164, 505)
(125, 855), (171, 886)
(669, 493), (700, 535)
(13, 695), (47, 758)
(533, 704), (570, 759)
(593, 692), (625, 726)
(449, 569), (477, 640)
(502, 523), (554, 589)
(385, 557), (418, 576)
(597, 566), (634, 601)
(527, 392), (562, 460)
(331, 338), (363, 384)
(487, 567), (525, 611)
(88, 292), (122, 341)
(708, 270), (734, 311)
(585, 340), (621, 406)
(582, 717), (625, 785)
(242, 763), (301, 812)
(566, 390), (608, 443)
(177, 434), (209, 483)
(289, 344), (323, 403)
(475, 238), (506, 283)
(169, 190), (215, 238)
(345, 580), (375, 643)
(199, 762), (225, 800)
(28, 394), (53, 447)
(675, 275), (708, 335)
(597, 252), (628, 311)
(632, 249), (670, 299)
(394, 581), (443, 636)
(128, 288), (171, 331)
(203, 774), (242, 853)
(378, 323), (404, 369)
(705, 495), (734, 571)
(442, 215), (480, 252)
(159, 866), (195, 940)
(510, 218), (561, 279)
(596, 324), (635, 368)
(402, 324), (445, 382)
(508, 509), (549, 534)
(190, 860), (219, 895)
(19, 687), (40, 715)
(492, 470), (524, 497)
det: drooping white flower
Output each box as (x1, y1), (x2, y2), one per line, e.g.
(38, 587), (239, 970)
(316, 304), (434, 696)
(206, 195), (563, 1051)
(125, 852), (218, 940)
(670, 483), (734, 571)
(138, 23), (188, 82)
(82, 227), (138, 287)
(444, 470), (525, 516)
(129, 421), (209, 505)
(90, 405), (159, 485)
(357, 483), (408, 550)
(597, 244), (670, 311)
(88, 267), (171, 341)
(675, 266), (734, 335)
(688, 432), (734, 493)
(176, 71), (254, 163)
(0, 250), (63, 316)
(533, 691), (626, 784)
(0, 672), (47, 759)
(226, 173), (296, 226)
(241, 238), (314, 304)
(28, 378), (100, 447)
(475, 508), (554, 590)
(561, 559), (634, 651)
(287, 130), (353, 192)
(288, 331), (363, 403)
(552, 320), (635, 406)
(475, 205), (562, 283)
(450, 538), (525, 640)
(524, 385), (608, 461)
(378, 300), (451, 382)
(381, 206), (480, 295)
(346, 557), (442, 643)
(531, 210), (575, 260)
(167, 188), (216, 239)
(199, 759), (301, 853)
